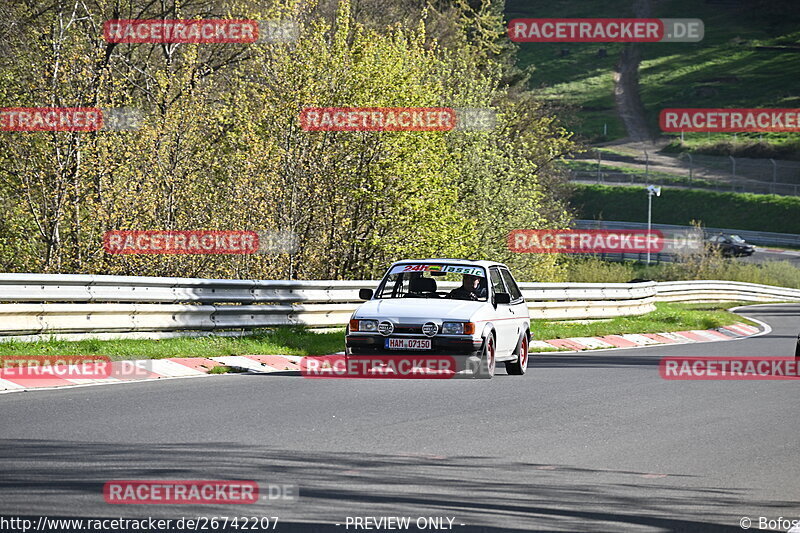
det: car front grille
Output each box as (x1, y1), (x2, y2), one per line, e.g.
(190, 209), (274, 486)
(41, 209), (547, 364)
(392, 325), (423, 334)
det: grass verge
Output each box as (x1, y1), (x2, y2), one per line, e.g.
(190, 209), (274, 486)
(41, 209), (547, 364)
(533, 301), (754, 343)
(0, 327), (345, 361)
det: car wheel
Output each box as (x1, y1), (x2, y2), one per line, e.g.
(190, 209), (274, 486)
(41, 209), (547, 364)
(476, 333), (496, 379)
(505, 334), (528, 376)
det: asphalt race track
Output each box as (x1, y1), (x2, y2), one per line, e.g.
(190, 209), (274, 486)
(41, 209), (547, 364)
(743, 248), (800, 267)
(1, 304), (798, 532)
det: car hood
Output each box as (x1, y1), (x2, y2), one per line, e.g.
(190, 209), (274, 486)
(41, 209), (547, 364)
(354, 298), (486, 322)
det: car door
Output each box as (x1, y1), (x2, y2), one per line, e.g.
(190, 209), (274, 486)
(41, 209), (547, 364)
(500, 267), (528, 344)
(488, 266), (516, 355)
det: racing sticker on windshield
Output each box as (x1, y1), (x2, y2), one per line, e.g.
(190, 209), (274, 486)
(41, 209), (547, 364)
(441, 265), (483, 276)
(390, 264), (484, 276)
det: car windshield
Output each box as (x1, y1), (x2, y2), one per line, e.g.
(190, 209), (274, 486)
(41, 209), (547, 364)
(729, 235), (746, 243)
(375, 263), (488, 301)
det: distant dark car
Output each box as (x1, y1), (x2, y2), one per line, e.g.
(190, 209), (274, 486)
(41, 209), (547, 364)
(707, 233), (755, 257)
(795, 332), (799, 359)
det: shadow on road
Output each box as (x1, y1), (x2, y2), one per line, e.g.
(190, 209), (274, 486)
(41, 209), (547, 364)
(531, 353), (663, 369)
(0, 439), (780, 532)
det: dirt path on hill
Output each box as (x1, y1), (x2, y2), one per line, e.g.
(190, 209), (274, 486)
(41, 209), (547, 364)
(613, 0), (654, 142)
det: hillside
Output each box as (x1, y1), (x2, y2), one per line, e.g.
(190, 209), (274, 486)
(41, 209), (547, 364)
(505, 0), (800, 146)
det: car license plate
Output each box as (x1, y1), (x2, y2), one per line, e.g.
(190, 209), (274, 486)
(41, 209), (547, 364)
(385, 338), (431, 350)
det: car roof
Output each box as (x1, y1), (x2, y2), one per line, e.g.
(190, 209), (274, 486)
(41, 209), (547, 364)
(390, 258), (509, 269)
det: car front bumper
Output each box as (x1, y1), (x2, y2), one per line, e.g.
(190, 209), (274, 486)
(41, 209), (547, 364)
(345, 334), (483, 357)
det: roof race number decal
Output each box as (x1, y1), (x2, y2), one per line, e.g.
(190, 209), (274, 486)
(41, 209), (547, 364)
(389, 264), (484, 276)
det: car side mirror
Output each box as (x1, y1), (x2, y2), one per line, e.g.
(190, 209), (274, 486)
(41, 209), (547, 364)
(495, 293), (511, 305)
(359, 288), (373, 300)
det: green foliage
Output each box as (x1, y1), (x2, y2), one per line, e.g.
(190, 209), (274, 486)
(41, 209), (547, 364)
(0, 0), (574, 279)
(572, 184), (800, 234)
(562, 257), (636, 283)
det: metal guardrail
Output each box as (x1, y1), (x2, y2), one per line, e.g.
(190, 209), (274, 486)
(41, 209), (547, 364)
(0, 273), (371, 304)
(517, 281), (657, 320)
(0, 274), (797, 339)
(574, 219), (800, 248)
(655, 280), (800, 303)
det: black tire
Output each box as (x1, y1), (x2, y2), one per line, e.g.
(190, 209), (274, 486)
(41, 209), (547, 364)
(505, 333), (529, 376)
(476, 333), (496, 379)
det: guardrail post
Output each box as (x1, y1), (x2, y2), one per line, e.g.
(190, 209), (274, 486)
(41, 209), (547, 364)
(597, 149), (602, 183)
(770, 158), (777, 194)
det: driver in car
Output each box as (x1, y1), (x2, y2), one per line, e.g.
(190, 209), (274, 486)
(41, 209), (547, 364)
(447, 274), (487, 301)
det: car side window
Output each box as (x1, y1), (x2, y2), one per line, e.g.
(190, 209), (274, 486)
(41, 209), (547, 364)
(489, 267), (506, 296)
(499, 269), (523, 302)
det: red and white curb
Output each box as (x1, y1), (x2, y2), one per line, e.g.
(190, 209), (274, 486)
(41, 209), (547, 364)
(0, 323), (763, 393)
(529, 322), (761, 353)
(0, 354), (303, 394)
(759, 247), (800, 257)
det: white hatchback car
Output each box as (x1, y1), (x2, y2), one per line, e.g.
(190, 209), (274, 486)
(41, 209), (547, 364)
(345, 259), (531, 378)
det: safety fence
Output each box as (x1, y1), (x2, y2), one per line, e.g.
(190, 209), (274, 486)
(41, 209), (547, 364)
(570, 149), (800, 196)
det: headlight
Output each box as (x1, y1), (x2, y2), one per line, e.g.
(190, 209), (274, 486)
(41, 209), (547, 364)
(442, 322), (474, 335)
(359, 320), (378, 332)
